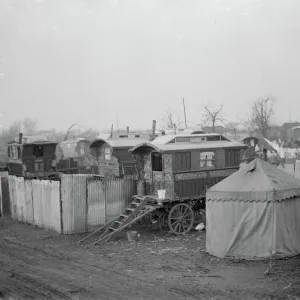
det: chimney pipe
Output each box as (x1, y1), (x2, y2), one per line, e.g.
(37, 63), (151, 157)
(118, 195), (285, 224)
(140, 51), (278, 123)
(263, 149), (267, 162)
(151, 120), (156, 141)
(19, 133), (23, 144)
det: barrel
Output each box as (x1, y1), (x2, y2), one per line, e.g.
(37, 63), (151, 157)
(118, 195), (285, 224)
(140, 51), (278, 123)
(137, 180), (145, 196)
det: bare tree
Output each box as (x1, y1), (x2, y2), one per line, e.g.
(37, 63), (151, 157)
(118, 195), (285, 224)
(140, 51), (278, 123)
(75, 128), (100, 141)
(0, 118), (38, 163)
(244, 97), (275, 138)
(0, 121), (22, 163)
(161, 108), (182, 132)
(22, 117), (38, 134)
(201, 104), (226, 132)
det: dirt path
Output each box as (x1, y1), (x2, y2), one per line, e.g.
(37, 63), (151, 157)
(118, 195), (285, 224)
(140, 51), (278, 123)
(0, 237), (199, 300)
(0, 219), (300, 300)
(0, 219), (206, 300)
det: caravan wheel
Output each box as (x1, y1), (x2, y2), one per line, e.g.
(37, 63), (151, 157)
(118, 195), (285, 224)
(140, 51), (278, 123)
(168, 203), (194, 235)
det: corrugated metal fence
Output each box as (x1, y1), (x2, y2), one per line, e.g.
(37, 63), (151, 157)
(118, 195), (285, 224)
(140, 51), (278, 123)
(3, 176), (61, 232)
(0, 174), (137, 234)
(61, 175), (136, 234)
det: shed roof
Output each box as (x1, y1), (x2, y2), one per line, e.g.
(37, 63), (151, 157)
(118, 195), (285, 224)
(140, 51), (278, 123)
(207, 158), (300, 202)
(288, 126), (300, 131)
(151, 133), (229, 145)
(23, 141), (57, 146)
(8, 140), (56, 146)
(8, 135), (49, 145)
(60, 138), (90, 145)
(90, 137), (147, 149)
(130, 140), (246, 153)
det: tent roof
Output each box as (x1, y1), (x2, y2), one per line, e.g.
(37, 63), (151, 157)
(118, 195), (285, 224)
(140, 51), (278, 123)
(207, 158), (300, 202)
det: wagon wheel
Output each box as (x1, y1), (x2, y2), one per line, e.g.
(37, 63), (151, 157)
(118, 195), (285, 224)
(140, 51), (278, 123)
(168, 203), (195, 235)
(158, 210), (168, 231)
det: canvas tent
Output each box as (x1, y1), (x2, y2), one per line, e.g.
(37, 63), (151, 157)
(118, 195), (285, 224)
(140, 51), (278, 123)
(206, 158), (300, 259)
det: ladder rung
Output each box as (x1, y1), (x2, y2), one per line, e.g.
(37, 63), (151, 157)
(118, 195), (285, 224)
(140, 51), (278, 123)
(108, 227), (117, 231)
(120, 214), (128, 218)
(126, 208), (134, 211)
(131, 202), (139, 206)
(114, 221), (122, 225)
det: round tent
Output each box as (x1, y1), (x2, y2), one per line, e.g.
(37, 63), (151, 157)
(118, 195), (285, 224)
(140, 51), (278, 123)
(206, 158), (300, 260)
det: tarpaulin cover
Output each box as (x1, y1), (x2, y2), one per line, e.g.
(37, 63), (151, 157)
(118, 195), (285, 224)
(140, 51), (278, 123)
(206, 158), (300, 259)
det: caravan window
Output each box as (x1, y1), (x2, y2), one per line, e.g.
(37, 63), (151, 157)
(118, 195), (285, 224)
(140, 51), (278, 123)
(9, 146), (20, 159)
(225, 149), (241, 167)
(200, 151), (215, 168)
(33, 145), (44, 158)
(104, 147), (111, 160)
(79, 143), (85, 155)
(151, 152), (162, 171)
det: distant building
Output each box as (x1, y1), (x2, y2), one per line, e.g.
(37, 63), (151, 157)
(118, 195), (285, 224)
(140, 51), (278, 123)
(268, 126), (281, 140)
(202, 126), (229, 134)
(281, 122), (300, 141)
(287, 126), (300, 144)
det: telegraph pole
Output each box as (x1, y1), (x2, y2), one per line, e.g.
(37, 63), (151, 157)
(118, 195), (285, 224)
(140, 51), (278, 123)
(183, 98), (187, 128)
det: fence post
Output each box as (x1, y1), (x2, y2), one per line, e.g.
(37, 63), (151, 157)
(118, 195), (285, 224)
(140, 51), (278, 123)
(85, 177), (88, 232)
(59, 177), (64, 234)
(104, 176), (107, 224)
(0, 177), (2, 218)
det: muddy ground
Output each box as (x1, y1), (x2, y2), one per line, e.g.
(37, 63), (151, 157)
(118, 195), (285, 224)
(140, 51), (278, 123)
(0, 218), (300, 300)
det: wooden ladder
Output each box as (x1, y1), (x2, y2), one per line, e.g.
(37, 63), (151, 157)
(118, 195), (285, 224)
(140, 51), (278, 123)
(78, 196), (156, 245)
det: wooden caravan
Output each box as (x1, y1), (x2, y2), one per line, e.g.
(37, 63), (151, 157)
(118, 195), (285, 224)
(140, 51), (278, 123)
(7, 135), (57, 177)
(56, 138), (98, 174)
(89, 138), (147, 176)
(130, 133), (247, 200)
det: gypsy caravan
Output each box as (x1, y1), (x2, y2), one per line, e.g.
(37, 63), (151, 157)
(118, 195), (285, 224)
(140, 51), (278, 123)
(7, 134), (57, 177)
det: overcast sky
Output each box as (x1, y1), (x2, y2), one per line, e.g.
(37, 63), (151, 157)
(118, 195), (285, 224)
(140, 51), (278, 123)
(0, 0), (300, 131)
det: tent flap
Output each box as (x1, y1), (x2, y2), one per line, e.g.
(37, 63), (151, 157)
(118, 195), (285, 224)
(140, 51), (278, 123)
(206, 188), (300, 202)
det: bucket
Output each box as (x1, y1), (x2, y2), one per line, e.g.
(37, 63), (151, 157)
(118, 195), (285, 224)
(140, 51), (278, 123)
(157, 189), (166, 200)
(126, 231), (138, 242)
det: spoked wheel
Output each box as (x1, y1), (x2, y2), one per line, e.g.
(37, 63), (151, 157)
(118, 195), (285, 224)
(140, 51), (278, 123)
(168, 203), (195, 235)
(158, 210), (168, 231)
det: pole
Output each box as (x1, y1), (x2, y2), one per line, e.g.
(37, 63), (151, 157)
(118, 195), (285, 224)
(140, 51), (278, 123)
(110, 124), (114, 138)
(151, 120), (156, 141)
(183, 98), (187, 128)
(116, 115), (119, 132)
(289, 107), (292, 123)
